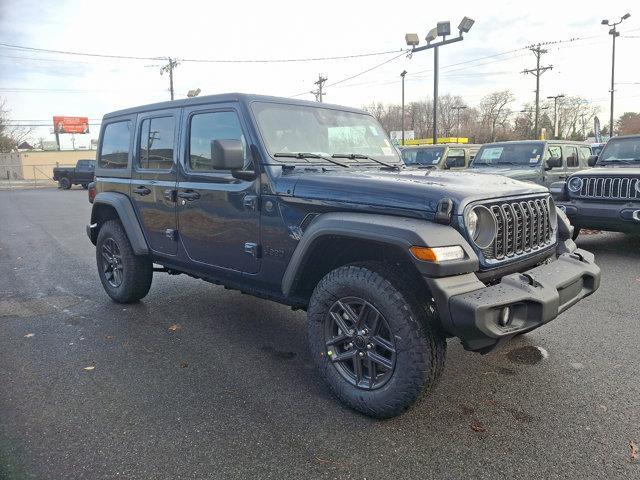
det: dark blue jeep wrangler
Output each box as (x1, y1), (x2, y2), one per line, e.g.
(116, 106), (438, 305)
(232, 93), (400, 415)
(87, 94), (600, 418)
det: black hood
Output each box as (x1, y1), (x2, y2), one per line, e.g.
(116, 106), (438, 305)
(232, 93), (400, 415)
(281, 168), (548, 214)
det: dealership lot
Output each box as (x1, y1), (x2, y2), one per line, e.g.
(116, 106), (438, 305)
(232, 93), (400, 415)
(1, 188), (638, 479)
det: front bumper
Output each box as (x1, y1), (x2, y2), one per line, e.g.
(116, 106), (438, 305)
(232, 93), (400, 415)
(556, 199), (640, 233)
(425, 248), (600, 352)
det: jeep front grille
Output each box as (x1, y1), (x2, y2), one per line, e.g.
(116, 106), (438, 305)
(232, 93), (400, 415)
(577, 176), (639, 200)
(481, 197), (554, 260)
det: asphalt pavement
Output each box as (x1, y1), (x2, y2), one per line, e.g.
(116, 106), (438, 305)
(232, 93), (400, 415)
(0, 188), (638, 479)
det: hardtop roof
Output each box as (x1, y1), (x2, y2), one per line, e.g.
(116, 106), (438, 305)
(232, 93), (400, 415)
(103, 93), (369, 119)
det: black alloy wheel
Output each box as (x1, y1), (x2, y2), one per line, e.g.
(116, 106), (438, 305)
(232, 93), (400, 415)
(101, 237), (123, 288)
(325, 297), (396, 390)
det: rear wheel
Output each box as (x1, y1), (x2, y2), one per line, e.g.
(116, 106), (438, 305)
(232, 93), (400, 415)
(307, 262), (446, 418)
(59, 177), (71, 190)
(96, 220), (153, 303)
(81, 183), (89, 189)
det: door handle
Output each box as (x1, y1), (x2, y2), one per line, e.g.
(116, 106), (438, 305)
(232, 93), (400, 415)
(133, 186), (151, 195)
(177, 190), (200, 201)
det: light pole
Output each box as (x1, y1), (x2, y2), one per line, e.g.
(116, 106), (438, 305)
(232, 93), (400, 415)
(546, 94), (565, 139)
(405, 16), (474, 145)
(401, 70), (407, 145)
(452, 105), (467, 143)
(602, 13), (630, 137)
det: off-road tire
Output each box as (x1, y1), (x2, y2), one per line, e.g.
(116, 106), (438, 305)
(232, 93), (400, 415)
(59, 177), (71, 190)
(307, 261), (446, 418)
(96, 219), (153, 303)
(81, 183), (89, 189)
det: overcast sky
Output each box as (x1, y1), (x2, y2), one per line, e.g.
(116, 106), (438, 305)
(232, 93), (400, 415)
(1, 0), (638, 148)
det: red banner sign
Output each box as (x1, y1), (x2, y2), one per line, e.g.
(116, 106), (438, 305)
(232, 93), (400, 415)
(53, 116), (89, 134)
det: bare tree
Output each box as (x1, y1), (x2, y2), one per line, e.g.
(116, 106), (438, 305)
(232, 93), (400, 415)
(0, 98), (33, 152)
(478, 90), (515, 142)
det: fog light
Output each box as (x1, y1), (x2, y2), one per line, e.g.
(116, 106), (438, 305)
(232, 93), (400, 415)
(498, 306), (512, 327)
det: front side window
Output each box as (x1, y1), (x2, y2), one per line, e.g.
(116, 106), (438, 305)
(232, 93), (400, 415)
(252, 102), (401, 167)
(99, 121), (131, 169)
(139, 116), (175, 170)
(447, 148), (466, 167)
(579, 146), (592, 163)
(548, 145), (562, 160)
(189, 111), (247, 171)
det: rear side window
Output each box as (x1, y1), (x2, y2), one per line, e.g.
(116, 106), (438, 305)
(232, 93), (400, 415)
(139, 116), (175, 170)
(99, 121), (131, 169)
(189, 111), (247, 171)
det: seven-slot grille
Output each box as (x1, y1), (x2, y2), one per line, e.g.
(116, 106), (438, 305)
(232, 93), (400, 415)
(576, 176), (639, 200)
(481, 197), (554, 260)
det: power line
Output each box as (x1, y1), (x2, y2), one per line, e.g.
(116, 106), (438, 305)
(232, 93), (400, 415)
(0, 42), (404, 64)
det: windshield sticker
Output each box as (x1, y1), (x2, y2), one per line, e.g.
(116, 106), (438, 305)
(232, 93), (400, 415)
(369, 125), (380, 135)
(480, 147), (503, 160)
(381, 147), (393, 156)
(383, 138), (391, 147)
(432, 158), (440, 164)
(529, 156), (539, 163)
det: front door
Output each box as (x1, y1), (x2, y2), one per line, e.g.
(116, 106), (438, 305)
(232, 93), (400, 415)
(563, 145), (580, 179)
(177, 105), (260, 274)
(130, 108), (180, 256)
(544, 145), (565, 187)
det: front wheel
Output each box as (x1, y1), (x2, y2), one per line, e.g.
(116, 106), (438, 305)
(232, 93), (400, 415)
(307, 262), (446, 418)
(96, 220), (153, 303)
(59, 177), (71, 190)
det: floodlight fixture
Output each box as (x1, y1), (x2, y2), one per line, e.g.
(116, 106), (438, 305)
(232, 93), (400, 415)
(437, 21), (451, 37)
(601, 19), (609, 25)
(187, 88), (201, 98)
(405, 33), (420, 47)
(458, 16), (475, 33)
(425, 27), (438, 43)
(622, 13), (631, 20)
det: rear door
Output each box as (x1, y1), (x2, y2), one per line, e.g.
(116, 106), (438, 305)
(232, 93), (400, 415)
(130, 108), (180, 256)
(177, 104), (260, 274)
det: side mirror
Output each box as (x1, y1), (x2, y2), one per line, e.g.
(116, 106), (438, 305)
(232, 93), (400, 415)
(546, 156), (562, 169)
(549, 181), (567, 201)
(587, 155), (598, 167)
(212, 139), (245, 170)
(444, 157), (456, 169)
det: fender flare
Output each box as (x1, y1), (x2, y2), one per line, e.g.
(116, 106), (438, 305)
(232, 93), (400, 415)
(89, 192), (149, 255)
(281, 212), (478, 296)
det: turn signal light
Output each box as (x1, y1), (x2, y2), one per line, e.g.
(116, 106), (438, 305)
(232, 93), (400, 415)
(410, 245), (465, 262)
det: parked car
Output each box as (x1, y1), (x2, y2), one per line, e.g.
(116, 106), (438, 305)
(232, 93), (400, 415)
(87, 94), (600, 418)
(401, 144), (481, 170)
(552, 135), (640, 238)
(53, 159), (95, 189)
(468, 140), (592, 188)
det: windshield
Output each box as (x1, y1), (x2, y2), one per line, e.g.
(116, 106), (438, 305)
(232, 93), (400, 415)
(402, 147), (446, 166)
(472, 142), (545, 167)
(598, 137), (640, 164)
(252, 102), (401, 167)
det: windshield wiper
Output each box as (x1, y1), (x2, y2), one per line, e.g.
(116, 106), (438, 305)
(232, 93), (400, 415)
(332, 153), (400, 170)
(273, 152), (350, 168)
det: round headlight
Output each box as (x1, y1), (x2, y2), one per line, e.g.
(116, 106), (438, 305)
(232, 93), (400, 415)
(567, 176), (582, 192)
(466, 206), (497, 249)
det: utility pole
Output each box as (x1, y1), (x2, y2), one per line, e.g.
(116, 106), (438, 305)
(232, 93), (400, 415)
(160, 57), (180, 100)
(602, 14), (630, 137)
(580, 113), (587, 139)
(311, 74), (328, 102)
(547, 94), (565, 139)
(522, 46), (553, 140)
(452, 105), (467, 143)
(400, 70), (407, 145)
